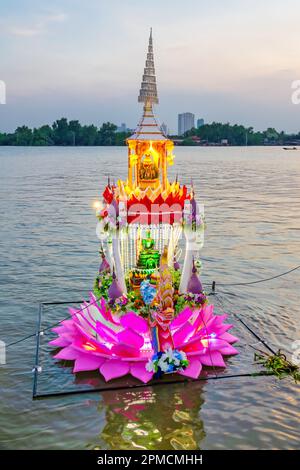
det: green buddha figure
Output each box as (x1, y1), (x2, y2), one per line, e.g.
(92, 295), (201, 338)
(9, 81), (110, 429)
(137, 231), (160, 270)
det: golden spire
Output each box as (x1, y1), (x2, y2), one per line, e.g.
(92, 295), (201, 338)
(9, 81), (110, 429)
(126, 30), (175, 192)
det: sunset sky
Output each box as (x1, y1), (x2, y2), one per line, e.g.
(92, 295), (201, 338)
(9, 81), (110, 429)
(0, 0), (300, 133)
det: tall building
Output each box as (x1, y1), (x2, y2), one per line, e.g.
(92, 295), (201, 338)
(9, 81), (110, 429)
(116, 123), (127, 133)
(160, 122), (168, 136)
(178, 112), (195, 136)
(197, 118), (204, 128)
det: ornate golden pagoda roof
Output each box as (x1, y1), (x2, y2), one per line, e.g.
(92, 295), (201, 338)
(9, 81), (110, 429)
(128, 103), (168, 141)
(138, 28), (158, 105)
(128, 29), (167, 142)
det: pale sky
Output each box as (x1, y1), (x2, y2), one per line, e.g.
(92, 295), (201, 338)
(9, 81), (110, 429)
(0, 0), (300, 133)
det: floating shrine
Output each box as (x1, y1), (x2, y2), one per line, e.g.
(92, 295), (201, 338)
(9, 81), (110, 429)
(50, 30), (239, 383)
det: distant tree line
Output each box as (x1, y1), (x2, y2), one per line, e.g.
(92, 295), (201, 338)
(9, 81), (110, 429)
(176, 122), (300, 146)
(0, 118), (130, 146)
(1, 118), (300, 146)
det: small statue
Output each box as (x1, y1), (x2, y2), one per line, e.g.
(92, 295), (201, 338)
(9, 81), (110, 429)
(151, 246), (175, 352)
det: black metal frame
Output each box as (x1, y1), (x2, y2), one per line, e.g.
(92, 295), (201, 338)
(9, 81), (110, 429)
(32, 300), (275, 400)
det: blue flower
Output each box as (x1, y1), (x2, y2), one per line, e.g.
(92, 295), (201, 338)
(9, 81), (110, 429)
(140, 280), (156, 305)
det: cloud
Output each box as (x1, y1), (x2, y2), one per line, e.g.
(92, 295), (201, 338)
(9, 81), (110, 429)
(44, 13), (67, 23)
(7, 11), (67, 37)
(10, 27), (43, 37)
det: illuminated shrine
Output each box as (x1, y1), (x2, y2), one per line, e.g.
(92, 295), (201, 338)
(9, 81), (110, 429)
(50, 30), (239, 383)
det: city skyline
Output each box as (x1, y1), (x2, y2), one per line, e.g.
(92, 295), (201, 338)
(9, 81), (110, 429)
(1, 0), (300, 133)
(178, 112), (195, 136)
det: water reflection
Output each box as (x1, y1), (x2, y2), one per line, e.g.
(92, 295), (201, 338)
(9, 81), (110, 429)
(90, 383), (206, 450)
(1, 147), (300, 449)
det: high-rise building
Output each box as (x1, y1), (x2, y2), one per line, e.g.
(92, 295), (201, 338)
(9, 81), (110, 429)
(160, 122), (168, 136)
(116, 123), (127, 133)
(178, 112), (195, 136)
(197, 118), (204, 128)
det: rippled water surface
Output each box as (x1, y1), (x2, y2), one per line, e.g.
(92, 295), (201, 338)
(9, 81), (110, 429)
(0, 146), (299, 449)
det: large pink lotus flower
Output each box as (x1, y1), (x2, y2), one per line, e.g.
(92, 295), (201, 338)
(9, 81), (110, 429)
(50, 293), (239, 383)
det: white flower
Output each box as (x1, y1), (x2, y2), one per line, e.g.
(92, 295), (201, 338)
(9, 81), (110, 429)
(146, 359), (155, 372)
(173, 356), (180, 366)
(179, 350), (187, 361)
(162, 348), (174, 362)
(158, 357), (169, 372)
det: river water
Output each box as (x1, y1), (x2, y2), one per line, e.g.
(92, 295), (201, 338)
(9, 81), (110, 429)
(0, 146), (299, 449)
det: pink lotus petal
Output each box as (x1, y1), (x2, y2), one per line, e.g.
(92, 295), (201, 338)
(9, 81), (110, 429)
(172, 322), (196, 347)
(73, 322), (97, 343)
(171, 306), (193, 329)
(95, 323), (118, 343)
(179, 335), (206, 353)
(73, 314), (97, 339)
(188, 309), (207, 332)
(72, 337), (111, 356)
(50, 295), (240, 384)
(89, 293), (120, 325)
(130, 362), (153, 383)
(52, 325), (68, 334)
(54, 346), (79, 360)
(100, 360), (130, 381)
(201, 304), (214, 323)
(120, 313), (148, 333)
(220, 332), (239, 344)
(60, 319), (77, 331)
(49, 336), (71, 347)
(73, 355), (105, 373)
(117, 329), (144, 349)
(111, 343), (140, 358)
(189, 305), (215, 334)
(179, 358), (202, 379)
(204, 338), (229, 351)
(200, 351), (226, 368)
(219, 345), (239, 355)
(69, 307), (80, 316)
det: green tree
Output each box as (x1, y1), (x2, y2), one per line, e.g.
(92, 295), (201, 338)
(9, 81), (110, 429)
(115, 131), (130, 146)
(80, 125), (98, 145)
(97, 122), (117, 145)
(15, 126), (33, 145)
(52, 118), (73, 145)
(32, 125), (54, 145)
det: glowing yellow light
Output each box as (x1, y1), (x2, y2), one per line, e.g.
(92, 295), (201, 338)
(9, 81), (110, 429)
(147, 141), (159, 166)
(130, 154), (138, 166)
(93, 200), (102, 210)
(83, 342), (97, 351)
(167, 154), (175, 166)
